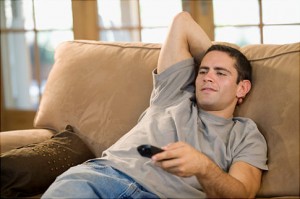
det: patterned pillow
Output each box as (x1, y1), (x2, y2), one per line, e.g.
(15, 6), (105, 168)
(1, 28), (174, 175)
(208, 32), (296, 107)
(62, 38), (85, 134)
(1, 125), (95, 197)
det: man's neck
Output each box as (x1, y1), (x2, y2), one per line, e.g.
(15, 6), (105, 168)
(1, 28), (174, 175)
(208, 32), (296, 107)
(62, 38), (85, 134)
(205, 110), (233, 119)
(198, 103), (236, 119)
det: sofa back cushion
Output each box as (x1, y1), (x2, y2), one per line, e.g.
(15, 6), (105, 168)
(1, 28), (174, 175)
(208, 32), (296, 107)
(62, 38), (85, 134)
(34, 40), (299, 197)
(238, 43), (300, 197)
(34, 41), (160, 156)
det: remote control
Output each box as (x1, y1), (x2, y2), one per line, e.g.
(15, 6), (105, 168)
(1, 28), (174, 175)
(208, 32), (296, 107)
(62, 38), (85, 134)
(137, 144), (164, 158)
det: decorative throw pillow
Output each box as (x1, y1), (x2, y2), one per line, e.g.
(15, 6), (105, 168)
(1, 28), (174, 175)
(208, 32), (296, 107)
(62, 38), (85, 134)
(0, 125), (95, 198)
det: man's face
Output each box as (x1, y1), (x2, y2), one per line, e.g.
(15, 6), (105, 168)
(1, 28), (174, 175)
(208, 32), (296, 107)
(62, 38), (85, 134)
(195, 51), (241, 112)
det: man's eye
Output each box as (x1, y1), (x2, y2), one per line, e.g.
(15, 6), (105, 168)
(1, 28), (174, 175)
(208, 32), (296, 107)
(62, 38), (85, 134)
(199, 70), (207, 74)
(217, 72), (226, 76)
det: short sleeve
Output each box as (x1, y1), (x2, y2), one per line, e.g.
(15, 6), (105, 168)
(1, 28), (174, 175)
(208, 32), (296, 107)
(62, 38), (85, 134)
(232, 120), (268, 171)
(150, 58), (195, 107)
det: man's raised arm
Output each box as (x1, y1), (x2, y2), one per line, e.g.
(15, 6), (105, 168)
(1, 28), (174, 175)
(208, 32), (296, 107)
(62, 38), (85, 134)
(157, 12), (212, 74)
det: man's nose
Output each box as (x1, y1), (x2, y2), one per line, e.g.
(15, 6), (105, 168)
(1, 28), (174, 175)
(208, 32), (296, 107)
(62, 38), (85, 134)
(203, 72), (214, 82)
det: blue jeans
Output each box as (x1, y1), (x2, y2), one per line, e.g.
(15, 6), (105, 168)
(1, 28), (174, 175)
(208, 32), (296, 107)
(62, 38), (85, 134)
(42, 159), (159, 199)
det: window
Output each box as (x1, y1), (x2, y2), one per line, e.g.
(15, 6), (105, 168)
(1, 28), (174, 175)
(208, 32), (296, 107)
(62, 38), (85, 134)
(0, 0), (73, 110)
(97, 0), (182, 43)
(213, 0), (300, 46)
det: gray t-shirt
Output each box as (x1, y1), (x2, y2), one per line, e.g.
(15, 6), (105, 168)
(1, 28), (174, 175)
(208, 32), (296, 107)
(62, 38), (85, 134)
(100, 58), (268, 198)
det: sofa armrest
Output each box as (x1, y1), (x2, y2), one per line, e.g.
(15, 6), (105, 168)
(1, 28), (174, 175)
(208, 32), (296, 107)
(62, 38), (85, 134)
(0, 129), (55, 153)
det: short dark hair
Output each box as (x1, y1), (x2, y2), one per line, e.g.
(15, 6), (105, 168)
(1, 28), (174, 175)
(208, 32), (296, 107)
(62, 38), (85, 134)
(204, 44), (252, 84)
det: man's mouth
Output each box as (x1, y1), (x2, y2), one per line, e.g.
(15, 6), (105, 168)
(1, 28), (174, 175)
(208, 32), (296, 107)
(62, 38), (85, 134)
(201, 87), (217, 92)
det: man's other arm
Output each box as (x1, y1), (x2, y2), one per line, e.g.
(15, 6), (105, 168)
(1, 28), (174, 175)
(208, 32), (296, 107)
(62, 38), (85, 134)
(198, 158), (262, 198)
(153, 142), (262, 198)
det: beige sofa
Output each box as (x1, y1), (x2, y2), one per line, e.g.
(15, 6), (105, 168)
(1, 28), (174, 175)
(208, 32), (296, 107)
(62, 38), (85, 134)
(1, 40), (299, 198)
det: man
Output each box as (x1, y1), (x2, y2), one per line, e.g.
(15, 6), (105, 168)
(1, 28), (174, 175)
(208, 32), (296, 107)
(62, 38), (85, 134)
(42, 12), (267, 198)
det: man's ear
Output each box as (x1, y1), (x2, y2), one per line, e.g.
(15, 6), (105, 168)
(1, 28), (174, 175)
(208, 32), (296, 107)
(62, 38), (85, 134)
(236, 80), (251, 104)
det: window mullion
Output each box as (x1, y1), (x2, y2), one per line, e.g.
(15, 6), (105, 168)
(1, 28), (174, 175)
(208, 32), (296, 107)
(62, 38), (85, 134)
(258, 0), (264, 44)
(32, 0), (42, 103)
(137, 0), (142, 41)
(72, 0), (98, 40)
